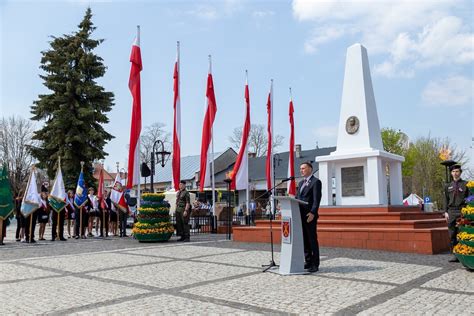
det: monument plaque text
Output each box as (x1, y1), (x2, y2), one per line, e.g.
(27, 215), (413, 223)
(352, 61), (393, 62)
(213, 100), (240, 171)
(341, 166), (364, 197)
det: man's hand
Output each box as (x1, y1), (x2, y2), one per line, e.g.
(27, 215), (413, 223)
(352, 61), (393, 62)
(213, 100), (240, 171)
(306, 212), (315, 223)
(183, 210), (188, 217)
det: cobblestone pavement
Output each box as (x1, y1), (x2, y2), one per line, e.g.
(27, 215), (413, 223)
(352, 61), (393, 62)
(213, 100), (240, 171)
(1, 223), (472, 315)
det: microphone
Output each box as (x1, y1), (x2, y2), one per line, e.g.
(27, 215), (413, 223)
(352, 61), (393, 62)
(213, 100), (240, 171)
(280, 176), (295, 183)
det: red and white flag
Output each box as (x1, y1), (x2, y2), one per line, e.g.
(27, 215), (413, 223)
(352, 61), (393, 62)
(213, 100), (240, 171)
(265, 80), (273, 191)
(287, 91), (296, 196)
(127, 26), (142, 189)
(172, 42), (181, 191)
(199, 57), (217, 191)
(231, 72), (251, 190)
(111, 173), (127, 212)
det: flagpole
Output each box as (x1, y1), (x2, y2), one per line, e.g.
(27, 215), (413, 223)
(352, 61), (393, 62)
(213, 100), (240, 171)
(0, 218), (3, 245)
(26, 166), (35, 243)
(209, 55), (216, 216)
(245, 70), (250, 217)
(80, 161), (84, 238)
(270, 79), (275, 218)
(136, 25), (141, 210)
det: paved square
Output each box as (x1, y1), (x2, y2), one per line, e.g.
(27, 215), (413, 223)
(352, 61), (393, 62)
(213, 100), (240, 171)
(1, 228), (471, 315)
(420, 269), (474, 293)
(358, 289), (473, 315)
(183, 273), (395, 314)
(0, 276), (149, 314)
(23, 252), (169, 273)
(75, 294), (262, 315)
(0, 262), (59, 282)
(87, 260), (258, 289)
(321, 257), (441, 284)
(124, 244), (244, 259)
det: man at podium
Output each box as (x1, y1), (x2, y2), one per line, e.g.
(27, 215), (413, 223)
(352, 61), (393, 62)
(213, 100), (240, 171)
(296, 162), (322, 273)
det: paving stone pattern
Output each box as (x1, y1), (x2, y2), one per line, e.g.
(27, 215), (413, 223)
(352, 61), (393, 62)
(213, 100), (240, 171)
(0, 223), (472, 315)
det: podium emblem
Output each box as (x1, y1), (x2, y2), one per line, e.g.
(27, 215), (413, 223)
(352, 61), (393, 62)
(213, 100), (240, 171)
(282, 216), (291, 244)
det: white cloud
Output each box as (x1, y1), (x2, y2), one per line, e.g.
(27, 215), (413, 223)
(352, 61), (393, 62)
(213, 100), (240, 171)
(185, 0), (244, 20)
(252, 10), (275, 19)
(292, 0), (473, 77)
(304, 26), (346, 54)
(313, 124), (338, 145)
(422, 75), (473, 107)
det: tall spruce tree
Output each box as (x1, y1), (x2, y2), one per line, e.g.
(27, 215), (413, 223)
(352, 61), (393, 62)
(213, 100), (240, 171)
(30, 8), (114, 188)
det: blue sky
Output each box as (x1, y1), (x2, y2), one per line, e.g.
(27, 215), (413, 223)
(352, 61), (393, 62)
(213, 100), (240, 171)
(1, 0), (473, 172)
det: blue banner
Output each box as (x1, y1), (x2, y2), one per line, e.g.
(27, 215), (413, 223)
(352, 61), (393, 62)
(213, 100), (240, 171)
(74, 171), (88, 208)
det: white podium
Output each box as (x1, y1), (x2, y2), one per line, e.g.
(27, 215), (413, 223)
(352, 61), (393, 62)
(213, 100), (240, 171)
(274, 196), (308, 275)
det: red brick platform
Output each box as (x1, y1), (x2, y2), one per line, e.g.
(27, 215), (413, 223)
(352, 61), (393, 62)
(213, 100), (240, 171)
(232, 205), (450, 254)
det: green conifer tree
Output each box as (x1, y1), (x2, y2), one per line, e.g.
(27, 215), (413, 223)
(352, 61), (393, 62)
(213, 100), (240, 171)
(30, 8), (114, 188)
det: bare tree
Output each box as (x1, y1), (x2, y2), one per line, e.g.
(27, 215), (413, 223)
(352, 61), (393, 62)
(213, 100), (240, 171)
(0, 116), (37, 196)
(140, 122), (171, 166)
(229, 124), (284, 157)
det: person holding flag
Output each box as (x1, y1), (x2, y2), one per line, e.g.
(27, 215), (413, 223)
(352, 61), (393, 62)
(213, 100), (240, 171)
(49, 159), (67, 241)
(22, 167), (41, 243)
(0, 165), (14, 246)
(74, 162), (89, 239)
(111, 172), (128, 237)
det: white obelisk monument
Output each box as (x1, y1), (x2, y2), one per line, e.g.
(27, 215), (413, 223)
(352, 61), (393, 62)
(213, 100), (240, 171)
(316, 43), (404, 206)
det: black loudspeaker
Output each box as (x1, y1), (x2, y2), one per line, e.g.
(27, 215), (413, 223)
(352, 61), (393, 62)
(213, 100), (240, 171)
(141, 162), (151, 177)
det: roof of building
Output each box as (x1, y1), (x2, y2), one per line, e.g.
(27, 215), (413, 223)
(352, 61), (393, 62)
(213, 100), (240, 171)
(143, 148), (237, 184)
(248, 146), (336, 181)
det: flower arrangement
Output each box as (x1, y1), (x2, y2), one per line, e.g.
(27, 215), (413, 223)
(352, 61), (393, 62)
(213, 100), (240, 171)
(454, 179), (474, 270)
(457, 232), (474, 242)
(461, 205), (474, 215)
(134, 193), (174, 242)
(453, 243), (474, 256)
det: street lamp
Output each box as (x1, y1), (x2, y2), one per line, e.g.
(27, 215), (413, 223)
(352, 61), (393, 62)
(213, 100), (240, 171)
(150, 140), (171, 193)
(224, 172), (233, 241)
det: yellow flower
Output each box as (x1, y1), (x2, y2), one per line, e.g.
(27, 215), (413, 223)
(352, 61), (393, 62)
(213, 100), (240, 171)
(453, 243), (474, 255)
(467, 181), (474, 188)
(461, 206), (474, 215)
(457, 232), (474, 241)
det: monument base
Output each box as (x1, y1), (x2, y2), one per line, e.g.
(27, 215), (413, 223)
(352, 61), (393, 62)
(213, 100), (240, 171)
(232, 205), (450, 255)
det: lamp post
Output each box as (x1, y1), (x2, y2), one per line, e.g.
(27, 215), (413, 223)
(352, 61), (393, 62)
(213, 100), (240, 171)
(272, 153), (282, 220)
(224, 172), (233, 241)
(150, 140), (171, 193)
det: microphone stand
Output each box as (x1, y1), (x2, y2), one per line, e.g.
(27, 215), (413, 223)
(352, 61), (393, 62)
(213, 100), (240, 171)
(258, 178), (293, 273)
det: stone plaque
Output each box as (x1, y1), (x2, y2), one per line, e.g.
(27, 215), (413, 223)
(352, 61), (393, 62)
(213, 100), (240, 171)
(341, 166), (364, 197)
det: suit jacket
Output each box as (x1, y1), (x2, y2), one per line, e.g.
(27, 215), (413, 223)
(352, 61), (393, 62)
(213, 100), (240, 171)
(296, 175), (322, 217)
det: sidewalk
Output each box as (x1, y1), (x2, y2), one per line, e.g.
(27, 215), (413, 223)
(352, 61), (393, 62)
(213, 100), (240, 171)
(1, 223), (472, 315)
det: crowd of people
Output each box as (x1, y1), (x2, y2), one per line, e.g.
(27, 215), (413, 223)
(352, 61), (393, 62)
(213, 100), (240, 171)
(1, 185), (130, 245)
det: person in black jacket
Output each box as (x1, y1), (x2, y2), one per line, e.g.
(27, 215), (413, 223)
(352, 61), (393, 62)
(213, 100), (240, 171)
(296, 161), (322, 273)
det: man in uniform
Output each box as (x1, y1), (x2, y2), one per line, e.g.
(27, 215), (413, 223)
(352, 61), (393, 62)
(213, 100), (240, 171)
(176, 180), (191, 242)
(444, 164), (469, 262)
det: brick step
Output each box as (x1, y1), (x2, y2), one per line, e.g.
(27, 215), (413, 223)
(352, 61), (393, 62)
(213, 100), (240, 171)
(318, 219), (447, 229)
(255, 217), (446, 229)
(320, 205), (421, 213)
(320, 212), (444, 220)
(232, 225), (450, 254)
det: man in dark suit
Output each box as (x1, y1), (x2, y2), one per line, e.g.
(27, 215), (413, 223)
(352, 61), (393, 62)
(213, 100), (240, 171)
(296, 161), (322, 273)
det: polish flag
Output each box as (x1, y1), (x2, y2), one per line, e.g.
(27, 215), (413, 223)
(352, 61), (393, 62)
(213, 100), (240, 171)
(172, 42), (181, 191)
(231, 73), (251, 190)
(287, 92), (296, 196)
(265, 80), (273, 191)
(111, 173), (127, 212)
(199, 58), (217, 191)
(127, 26), (142, 189)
